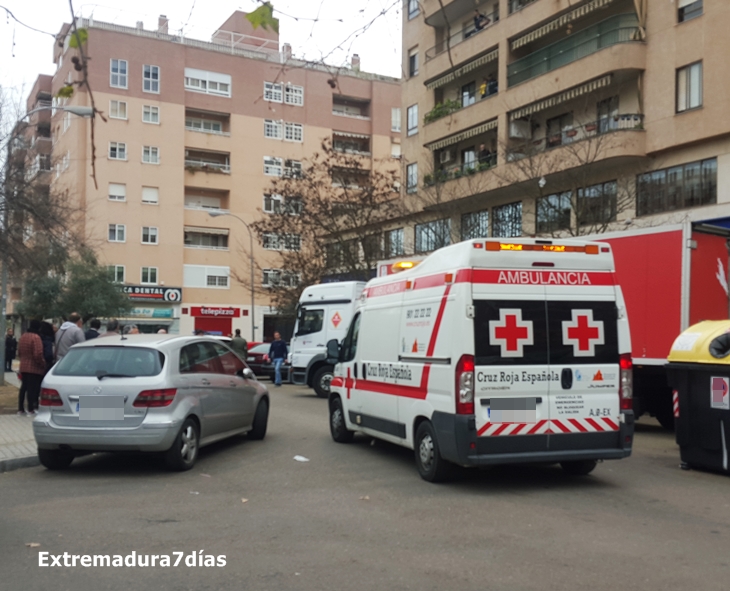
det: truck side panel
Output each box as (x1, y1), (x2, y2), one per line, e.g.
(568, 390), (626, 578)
(605, 230), (683, 362)
(690, 232), (729, 325)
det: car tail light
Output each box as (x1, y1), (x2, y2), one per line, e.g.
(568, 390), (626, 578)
(40, 388), (62, 407)
(619, 354), (633, 411)
(455, 355), (475, 415)
(133, 388), (177, 408)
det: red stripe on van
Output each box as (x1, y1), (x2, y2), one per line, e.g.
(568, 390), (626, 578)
(601, 417), (619, 430)
(568, 418), (589, 433)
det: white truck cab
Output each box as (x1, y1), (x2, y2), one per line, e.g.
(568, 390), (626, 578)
(290, 281), (366, 397)
(327, 238), (634, 481)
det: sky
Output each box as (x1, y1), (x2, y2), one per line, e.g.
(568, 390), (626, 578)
(0, 0), (403, 98)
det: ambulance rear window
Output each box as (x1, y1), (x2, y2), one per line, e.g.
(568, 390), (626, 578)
(473, 300), (619, 366)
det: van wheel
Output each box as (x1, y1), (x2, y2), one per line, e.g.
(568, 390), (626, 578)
(164, 418), (199, 471)
(414, 421), (452, 482)
(38, 449), (74, 470)
(560, 460), (597, 476)
(248, 398), (269, 440)
(313, 366), (334, 398)
(329, 396), (354, 443)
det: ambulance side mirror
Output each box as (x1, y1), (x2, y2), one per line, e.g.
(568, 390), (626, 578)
(326, 339), (340, 363)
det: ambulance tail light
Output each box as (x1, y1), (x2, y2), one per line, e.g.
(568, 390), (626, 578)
(619, 354), (633, 411)
(455, 355), (475, 415)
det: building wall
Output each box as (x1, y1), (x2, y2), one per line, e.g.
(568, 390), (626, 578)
(49, 14), (400, 338)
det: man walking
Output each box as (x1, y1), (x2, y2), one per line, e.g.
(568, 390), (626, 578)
(268, 331), (288, 387)
(17, 320), (45, 415)
(55, 312), (85, 362)
(5, 329), (17, 372)
(85, 318), (101, 340)
(231, 329), (248, 358)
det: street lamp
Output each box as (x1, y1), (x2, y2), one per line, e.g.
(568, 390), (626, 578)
(0, 104), (94, 385)
(208, 211), (256, 342)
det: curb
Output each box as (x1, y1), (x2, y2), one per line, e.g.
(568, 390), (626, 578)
(0, 455), (40, 473)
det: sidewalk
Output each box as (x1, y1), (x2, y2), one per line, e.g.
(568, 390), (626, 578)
(0, 370), (39, 472)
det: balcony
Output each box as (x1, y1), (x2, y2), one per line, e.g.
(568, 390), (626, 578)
(509, 0), (539, 14)
(506, 114), (645, 160)
(425, 6), (499, 61)
(332, 96), (370, 120)
(508, 13), (641, 87)
(184, 149), (230, 174)
(425, 153), (498, 186)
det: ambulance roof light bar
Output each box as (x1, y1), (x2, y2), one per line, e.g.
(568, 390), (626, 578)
(391, 260), (420, 274)
(484, 241), (599, 255)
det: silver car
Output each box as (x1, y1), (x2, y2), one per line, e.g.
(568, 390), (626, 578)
(33, 335), (269, 471)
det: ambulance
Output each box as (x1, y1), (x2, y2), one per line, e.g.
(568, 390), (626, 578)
(327, 238), (635, 482)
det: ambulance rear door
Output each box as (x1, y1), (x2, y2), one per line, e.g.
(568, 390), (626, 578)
(472, 274), (550, 455)
(544, 277), (621, 450)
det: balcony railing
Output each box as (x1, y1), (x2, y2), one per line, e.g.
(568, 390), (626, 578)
(184, 205), (230, 214)
(425, 7), (499, 61)
(184, 159), (230, 174)
(424, 153), (498, 186)
(184, 244), (229, 250)
(507, 13), (641, 87)
(507, 114), (644, 159)
(185, 125), (231, 137)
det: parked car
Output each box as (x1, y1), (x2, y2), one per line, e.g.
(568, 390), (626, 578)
(33, 335), (270, 471)
(246, 343), (291, 382)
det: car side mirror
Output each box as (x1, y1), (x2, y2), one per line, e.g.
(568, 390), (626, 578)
(239, 367), (255, 380)
(326, 339), (340, 363)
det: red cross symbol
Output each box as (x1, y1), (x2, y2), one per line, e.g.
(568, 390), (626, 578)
(489, 309), (534, 358)
(562, 310), (604, 356)
(344, 367), (355, 399)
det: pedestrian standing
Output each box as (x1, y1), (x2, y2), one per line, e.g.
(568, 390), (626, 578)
(39, 322), (56, 373)
(85, 318), (101, 340)
(55, 312), (86, 362)
(100, 319), (120, 337)
(268, 331), (288, 387)
(122, 324), (139, 335)
(5, 329), (17, 372)
(231, 329), (248, 358)
(17, 320), (45, 415)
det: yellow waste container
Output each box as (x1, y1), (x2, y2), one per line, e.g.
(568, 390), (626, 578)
(667, 321), (730, 473)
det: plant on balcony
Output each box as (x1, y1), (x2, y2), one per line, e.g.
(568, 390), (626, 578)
(566, 129), (578, 138)
(466, 167), (476, 175)
(424, 99), (462, 124)
(477, 161), (492, 172)
(453, 169), (463, 179)
(424, 173), (434, 186)
(584, 122), (597, 132)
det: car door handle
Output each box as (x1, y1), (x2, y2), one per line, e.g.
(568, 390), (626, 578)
(229, 381), (237, 387)
(201, 378), (211, 386)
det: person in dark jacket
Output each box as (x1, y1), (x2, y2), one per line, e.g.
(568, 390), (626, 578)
(85, 318), (101, 340)
(268, 332), (288, 387)
(5, 329), (17, 372)
(17, 320), (45, 415)
(39, 322), (56, 373)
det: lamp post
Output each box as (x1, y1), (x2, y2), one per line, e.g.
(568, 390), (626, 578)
(208, 211), (256, 342)
(0, 105), (94, 385)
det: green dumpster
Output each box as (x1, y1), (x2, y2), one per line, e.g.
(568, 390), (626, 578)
(667, 321), (730, 473)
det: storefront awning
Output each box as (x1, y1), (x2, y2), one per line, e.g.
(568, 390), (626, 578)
(184, 226), (229, 235)
(509, 75), (612, 121)
(425, 119), (498, 151)
(425, 49), (499, 91)
(333, 131), (370, 139)
(511, 0), (617, 50)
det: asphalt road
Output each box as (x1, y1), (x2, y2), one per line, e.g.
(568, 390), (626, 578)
(1, 384), (729, 591)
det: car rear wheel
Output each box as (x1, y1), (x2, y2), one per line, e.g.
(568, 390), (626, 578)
(560, 459), (598, 476)
(248, 398), (269, 440)
(38, 449), (74, 470)
(313, 366), (334, 398)
(414, 421), (452, 483)
(164, 418), (199, 471)
(329, 396), (354, 443)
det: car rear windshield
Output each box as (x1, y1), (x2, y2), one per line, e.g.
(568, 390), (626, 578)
(53, 346), (165, 377)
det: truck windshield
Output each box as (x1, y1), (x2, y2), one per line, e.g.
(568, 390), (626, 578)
(296, 308), (324, 336)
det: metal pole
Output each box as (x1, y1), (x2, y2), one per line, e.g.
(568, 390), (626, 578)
(0, 256), (7, 386)
(248, 223), (255, 343)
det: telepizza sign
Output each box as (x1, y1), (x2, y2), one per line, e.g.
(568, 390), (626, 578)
(123, 286), (182, 302)
(190, 307), (240, 318)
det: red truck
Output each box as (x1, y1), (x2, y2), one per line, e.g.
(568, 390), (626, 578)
(587, 223), (729, 429)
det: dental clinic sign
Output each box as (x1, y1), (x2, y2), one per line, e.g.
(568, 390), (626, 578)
(190, 307), (240, 318)
(122, 285), (183, 302)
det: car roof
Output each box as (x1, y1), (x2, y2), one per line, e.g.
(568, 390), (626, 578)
(72, 335), (225, 351)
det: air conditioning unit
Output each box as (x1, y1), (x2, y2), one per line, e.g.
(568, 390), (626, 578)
(439, 150), (453, 164)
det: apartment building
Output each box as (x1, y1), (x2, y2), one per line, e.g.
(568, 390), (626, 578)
(50, 11), (400, 337)
(4, 75), (54, 327)
(398, 0), (729, 252)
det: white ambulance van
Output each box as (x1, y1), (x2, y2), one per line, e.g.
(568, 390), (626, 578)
(290, 281), (366, 397)
(327, 238), (634, 482)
